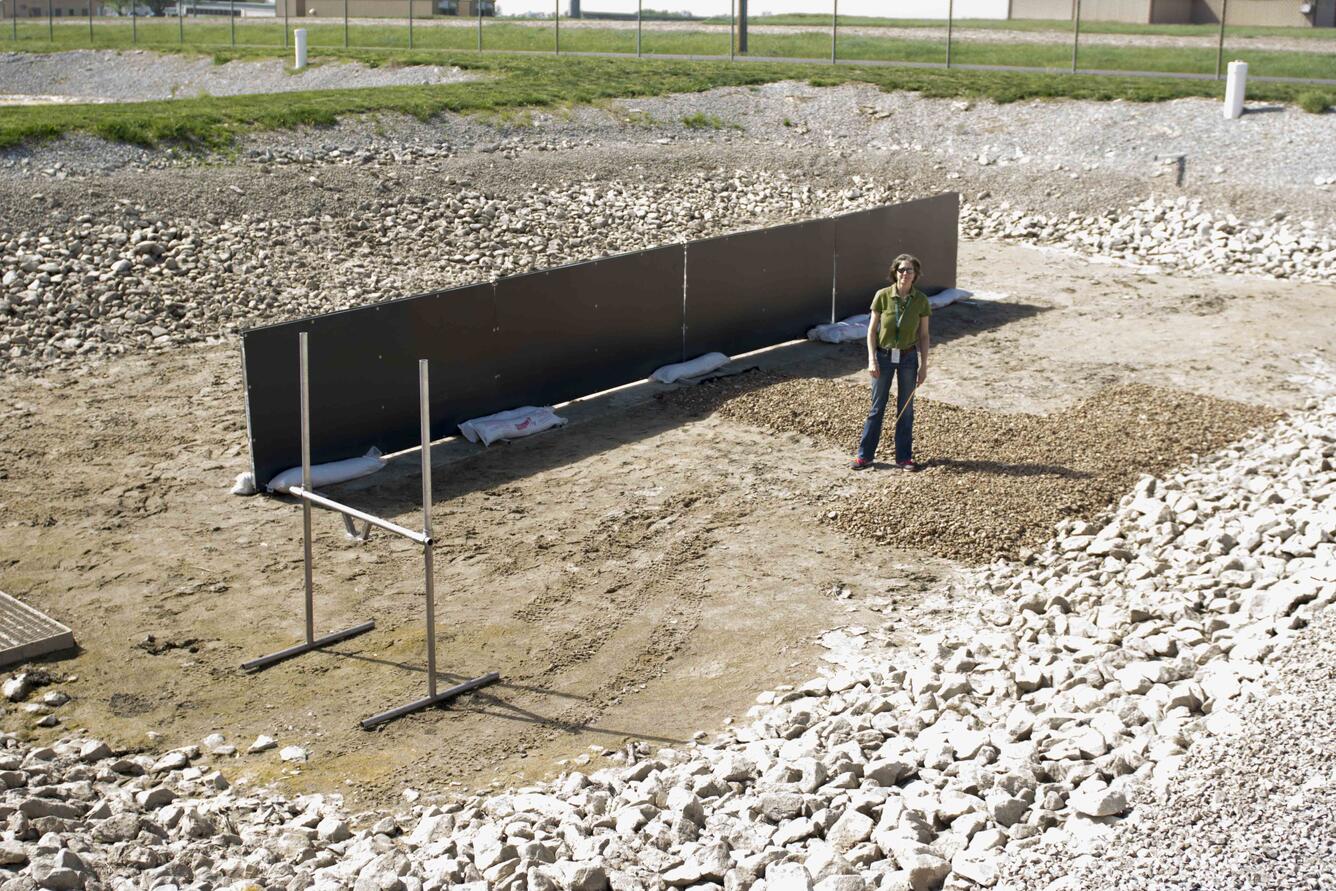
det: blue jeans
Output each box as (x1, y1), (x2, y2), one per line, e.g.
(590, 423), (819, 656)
(857, 348), (918, 464)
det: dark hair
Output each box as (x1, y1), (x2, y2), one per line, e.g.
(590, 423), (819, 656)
(888, 253), (921, 283)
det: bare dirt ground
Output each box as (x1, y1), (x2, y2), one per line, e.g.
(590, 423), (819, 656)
(2, 237), (1332, 811)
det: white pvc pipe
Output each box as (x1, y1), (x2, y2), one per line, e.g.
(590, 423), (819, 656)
(1223, 60), (1247, 120)
(294, 27), (308, 70)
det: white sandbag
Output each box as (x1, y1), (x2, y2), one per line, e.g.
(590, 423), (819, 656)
(459, 406), (567, 447)
(266, 447), (385, 494)
(808, 313), (870, 344)
(231, 471), (257, 496)
(928, 287), (972, 310)
(650, 352), (730, 384)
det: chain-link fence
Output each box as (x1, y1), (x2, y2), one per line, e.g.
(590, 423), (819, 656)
(4, 0), (1335, 85)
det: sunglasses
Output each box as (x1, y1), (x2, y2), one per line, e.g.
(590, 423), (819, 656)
(895, 267), (915, 275)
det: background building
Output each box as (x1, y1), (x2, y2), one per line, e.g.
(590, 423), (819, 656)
(1009, 0), (1336, 27)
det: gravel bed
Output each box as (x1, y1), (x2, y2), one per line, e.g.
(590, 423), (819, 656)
(0, 49), (477, 103)
(1, 391), (1330, 891)
(1, 78), (1334, 380)
(1003, 605), (1336, 890)
(663, 378), (1277, 564)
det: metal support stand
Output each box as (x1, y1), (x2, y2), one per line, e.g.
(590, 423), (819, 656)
(242, 332), (375, 673)
(361, 358), (500, 729)
(244, 334), (500, 729)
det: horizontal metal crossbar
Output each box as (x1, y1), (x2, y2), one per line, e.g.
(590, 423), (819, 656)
(361, 671), (501, 730)
(288, 486), (430, 545)
(242, 621), (376, 673)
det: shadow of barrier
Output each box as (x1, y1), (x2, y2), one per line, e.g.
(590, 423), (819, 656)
(237, 192), (958, 726)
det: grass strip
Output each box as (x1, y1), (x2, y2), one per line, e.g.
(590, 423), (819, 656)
(4, 18), (1335, 79)
(0, 44), (1332, 150)
(708, 12), (1336, 41)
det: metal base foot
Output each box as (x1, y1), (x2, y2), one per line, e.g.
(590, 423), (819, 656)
(361, 671), (501, 730)
(242, 621), (376, 672)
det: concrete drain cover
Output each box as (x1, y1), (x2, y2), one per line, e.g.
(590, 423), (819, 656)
(0, 591), (75, 669)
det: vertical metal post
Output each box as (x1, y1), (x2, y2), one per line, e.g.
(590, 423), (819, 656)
(87, 2), (92, 44)
(476, 1), (481, 51)
(1215, 0), (1228, 80)
(553, 0), (558, 54)
(299, 332), (315, 647)
(230, 0), (235, 46)
(408, 0), (413, 49)
(831, 0), (837, 64)
(13, 0), (18, 42)
(635, 0), (640, 57)
(178, 0), (183, 44)
(419, 359), (437, 699)
(283, 0), (289, 48)
(946, 0), (953, 68)
(131, 1), (136, 44)
(1071, 0), (1080, 73)
(47, 0), (51, 41)
(343, 0), (348, 47)
(729, 0), (734, 61)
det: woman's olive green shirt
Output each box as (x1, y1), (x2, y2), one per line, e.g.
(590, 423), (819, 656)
(871, 286), (931, 351)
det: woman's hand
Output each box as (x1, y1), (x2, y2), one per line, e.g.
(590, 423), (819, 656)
(868, 361), (879, 379)
(917, 364), (927, 386)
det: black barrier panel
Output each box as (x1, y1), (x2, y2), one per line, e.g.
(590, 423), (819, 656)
(833, 193), (959, 321)
(491, 246), (686, 410)
(243, 283), (499, 488)
(683, 217), (836, 359)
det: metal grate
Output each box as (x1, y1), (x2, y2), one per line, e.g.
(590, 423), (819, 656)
(0, 591), (75, 669)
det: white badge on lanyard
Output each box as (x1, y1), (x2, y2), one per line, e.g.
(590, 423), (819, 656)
(889, 293), (904, 364)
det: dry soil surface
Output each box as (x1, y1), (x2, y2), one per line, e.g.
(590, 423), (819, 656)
(2, 236), (1332, 810)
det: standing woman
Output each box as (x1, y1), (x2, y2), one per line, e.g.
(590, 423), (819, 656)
(851, 253), (931, 471)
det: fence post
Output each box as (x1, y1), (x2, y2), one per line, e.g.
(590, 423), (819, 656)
(131, 0), (136, 44)
(408, 0), (413, 49)
(178, 0), (183, 44)
(87, 2), (92, 44)
(230, 0), (235, 46)
(1215, 0), (1228, 79)
(343, 0), (348, 48)
(477, 2), (481, 51)
(554, 0), (558, 54)
(729, 0), (734, 62)
(283, 0), (288, 48)
(13, 0), (18, 42)
(47, 0), (51, 41)
(636, 0), (640, 57)
(1071, 0), (1080, 73)
(831, 0), (837, 65)
(946, 0), (953, 68)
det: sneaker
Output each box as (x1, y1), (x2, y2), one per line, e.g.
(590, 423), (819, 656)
(895, 460), (922, 472)
(850, 457), (873, 471)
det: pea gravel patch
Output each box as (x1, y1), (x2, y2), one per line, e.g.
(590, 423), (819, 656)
(665, 376), (1278, 564)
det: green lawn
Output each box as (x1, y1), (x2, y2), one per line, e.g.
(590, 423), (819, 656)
(4, 18), (1334, 79)
(708, 12), (1336, 41)
(1, 33), (1332, 150)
